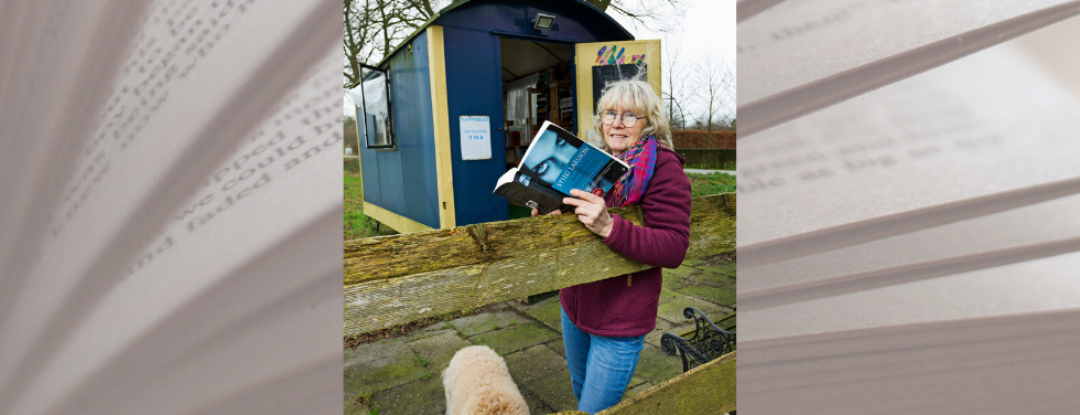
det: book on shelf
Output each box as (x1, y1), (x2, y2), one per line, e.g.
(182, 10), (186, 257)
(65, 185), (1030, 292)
(494, 121), (628, 214)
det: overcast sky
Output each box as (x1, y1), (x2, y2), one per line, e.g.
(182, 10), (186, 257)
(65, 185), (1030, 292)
(344, 0), (736, 122)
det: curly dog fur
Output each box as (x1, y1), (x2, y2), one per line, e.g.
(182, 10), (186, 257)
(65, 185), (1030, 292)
(443, 345), (530, 415)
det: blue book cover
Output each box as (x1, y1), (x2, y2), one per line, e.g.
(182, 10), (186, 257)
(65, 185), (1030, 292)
(515, 121), (629, 198)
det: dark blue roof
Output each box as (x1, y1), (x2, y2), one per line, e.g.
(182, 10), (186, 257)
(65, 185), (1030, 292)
(377, 0), (634, 67)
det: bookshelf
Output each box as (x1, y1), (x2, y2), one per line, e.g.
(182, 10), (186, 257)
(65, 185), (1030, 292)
(503, 64), (573, 168)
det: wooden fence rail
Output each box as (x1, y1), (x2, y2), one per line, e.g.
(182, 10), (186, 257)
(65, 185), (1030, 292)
(344, 192), (735, 335)
(344, 193), (737, 413)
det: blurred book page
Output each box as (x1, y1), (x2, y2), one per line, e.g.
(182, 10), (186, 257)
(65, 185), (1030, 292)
(742, 249), (1080, 341)
(737, 43), (1080, 263)
(736, 0), (1080, 135)
(740, 192), (1080, 296)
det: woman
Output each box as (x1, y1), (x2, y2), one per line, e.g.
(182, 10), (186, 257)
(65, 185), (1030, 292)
(531, 78), (691, 413)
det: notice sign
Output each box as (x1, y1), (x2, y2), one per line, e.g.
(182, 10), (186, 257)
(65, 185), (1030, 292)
(460, 116), (491, 160)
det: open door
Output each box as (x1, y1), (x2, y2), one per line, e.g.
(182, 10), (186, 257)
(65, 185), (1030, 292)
(574, 39), (662, 143)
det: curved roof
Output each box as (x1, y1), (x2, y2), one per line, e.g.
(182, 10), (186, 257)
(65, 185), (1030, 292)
(377, 0), (634, 67)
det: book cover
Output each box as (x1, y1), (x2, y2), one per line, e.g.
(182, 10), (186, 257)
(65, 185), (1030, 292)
(494, 121), (629, 214)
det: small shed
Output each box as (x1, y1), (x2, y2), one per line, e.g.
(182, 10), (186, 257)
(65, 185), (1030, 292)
(352, 0), (662, 232)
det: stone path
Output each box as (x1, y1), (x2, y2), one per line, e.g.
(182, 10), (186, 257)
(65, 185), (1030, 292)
(345, 256), (736, 415)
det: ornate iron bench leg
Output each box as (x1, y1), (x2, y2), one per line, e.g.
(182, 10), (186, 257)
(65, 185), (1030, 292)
(661, 307), (736, 372)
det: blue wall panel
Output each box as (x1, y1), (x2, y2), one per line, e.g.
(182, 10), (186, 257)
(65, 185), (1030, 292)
(443, 27), (509, 226)
(388, 31), (440, 229)
(360, 31), (440, 230)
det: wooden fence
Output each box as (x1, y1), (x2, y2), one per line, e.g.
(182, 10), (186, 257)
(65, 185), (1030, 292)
(344, 192), (737, 413)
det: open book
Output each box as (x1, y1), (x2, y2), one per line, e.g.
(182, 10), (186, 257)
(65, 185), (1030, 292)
(738, 4), (1080, 414)
(494, 121), (629, 214)
(0, 2), (341, 415)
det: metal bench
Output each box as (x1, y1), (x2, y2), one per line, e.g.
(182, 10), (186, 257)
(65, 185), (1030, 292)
(661, 307), (736, 373)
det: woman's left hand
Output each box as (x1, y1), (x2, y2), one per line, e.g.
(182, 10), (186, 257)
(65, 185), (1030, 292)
(564, 189), (613, 239)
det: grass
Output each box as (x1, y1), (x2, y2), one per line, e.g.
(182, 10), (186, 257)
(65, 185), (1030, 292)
(345, 171), (398, 240)
(686, 171), (737, 197)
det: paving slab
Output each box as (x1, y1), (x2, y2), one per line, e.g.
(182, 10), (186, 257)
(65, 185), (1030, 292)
(624, 381), (654, 398)
(522, 296), (563, 333)
(544, 339), (566, 359)
(344, 401), (369, 415)
(468, 320), (561, 355)
(505, 345), (569, 385)
(644, 318), (697, 350)
(656, 292), (730, 325)
(632, 344), (683, 386)
(371, 378), (445, 415)
(345, 338), (412, 367)
(451, 311), (522, 337)
(344, 339), (426, 400)
(676, 285), (736, 309)
(663, 264), (700, 281)
(401, 321), (449, 343)
(691, 268), (737, 289)
(627, 375), (647, 389)
(486, 301), (514, 311)
(520, 388), (557, 415)
(680, 257), (707, 267)
(406, 329), (473, 372)
(527, 369), (578, 413)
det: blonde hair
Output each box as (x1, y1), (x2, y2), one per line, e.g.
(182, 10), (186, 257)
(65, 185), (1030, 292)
(592, 75), (673, 151)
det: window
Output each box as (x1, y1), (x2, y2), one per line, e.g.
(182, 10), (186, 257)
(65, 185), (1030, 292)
(357, 64), (395, 149)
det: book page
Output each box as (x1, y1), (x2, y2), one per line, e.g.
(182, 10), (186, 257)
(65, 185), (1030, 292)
(737, 43), (1080, 262)
(740, 192), (1080, 296)
(6, 53), (343, 415)
(736, 0), (1080, 135)
(742, 249), (1080, 341)
(0, 0), (339, 411)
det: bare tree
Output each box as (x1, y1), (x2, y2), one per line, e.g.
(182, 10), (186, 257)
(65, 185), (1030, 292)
(692, 54), (735, 138)
(662, 41), (696, 130)
(344, 0), (446, 88)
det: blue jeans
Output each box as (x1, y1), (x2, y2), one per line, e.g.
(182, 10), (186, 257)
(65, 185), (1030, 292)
(561, 307), (645, 414)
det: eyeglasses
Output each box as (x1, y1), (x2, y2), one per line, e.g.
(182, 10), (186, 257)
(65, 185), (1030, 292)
(599, 110), (646, 128)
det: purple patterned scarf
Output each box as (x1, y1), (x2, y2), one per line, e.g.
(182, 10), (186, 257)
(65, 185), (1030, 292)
(611, 135), (657, 207)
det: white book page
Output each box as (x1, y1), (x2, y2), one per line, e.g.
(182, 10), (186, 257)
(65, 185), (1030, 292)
(736, 0), (1080, 135)
(742, 250), (1080, 341)
(740, 192), (1080, 295)
(0, 0), (338, 405)
(737, 44), (1080, 257)
(7, 53), (342, 415)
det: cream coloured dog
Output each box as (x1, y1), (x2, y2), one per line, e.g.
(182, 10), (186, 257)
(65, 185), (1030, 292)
(442, 345), (530, 415)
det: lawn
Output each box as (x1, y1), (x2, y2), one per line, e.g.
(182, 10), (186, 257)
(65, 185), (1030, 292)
(686, 171), (736, 197)
(344, 171), (398, 240)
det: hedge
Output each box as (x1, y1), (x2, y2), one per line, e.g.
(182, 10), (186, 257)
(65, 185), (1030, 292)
(670, 129), (736, 149)
(675, 149), (736, 170)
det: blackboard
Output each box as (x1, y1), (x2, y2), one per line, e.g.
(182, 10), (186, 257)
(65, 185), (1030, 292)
(591, 63), (647, 112)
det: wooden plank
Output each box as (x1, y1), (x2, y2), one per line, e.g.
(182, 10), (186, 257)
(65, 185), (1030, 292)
(345, 193), (735, 335)
(598, 352), (736, 415)
(426, 25), (455, 229)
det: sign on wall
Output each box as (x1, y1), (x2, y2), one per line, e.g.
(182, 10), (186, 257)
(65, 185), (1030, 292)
(459, 116), (491, 160)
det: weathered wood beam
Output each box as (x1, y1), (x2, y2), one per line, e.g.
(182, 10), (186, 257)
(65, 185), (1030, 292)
(597, 351), (736, 415)
(345, 193), (735, 335)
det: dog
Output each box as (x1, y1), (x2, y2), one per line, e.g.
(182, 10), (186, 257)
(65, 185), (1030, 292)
(442, 345), (530, 415)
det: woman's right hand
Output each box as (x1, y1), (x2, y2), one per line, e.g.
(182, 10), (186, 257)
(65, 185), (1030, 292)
(531, 208), (562, 217)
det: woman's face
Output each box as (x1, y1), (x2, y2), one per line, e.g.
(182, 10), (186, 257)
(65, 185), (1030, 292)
(602, 106), (647, 156)
(523, 131), (579, 184)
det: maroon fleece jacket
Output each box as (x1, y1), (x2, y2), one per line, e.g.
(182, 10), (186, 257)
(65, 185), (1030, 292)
(560, 146), (692, 337)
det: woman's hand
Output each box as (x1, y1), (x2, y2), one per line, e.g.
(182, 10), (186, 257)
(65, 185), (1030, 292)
(530, 207), (562, 217)
(563, 189), (613, 239)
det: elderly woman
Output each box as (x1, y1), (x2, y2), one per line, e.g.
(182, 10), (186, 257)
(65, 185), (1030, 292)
(531, 78), (691, 413)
